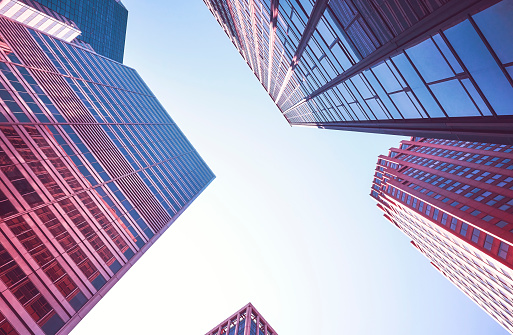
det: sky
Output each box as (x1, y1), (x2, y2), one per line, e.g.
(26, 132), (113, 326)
(72, 1), (508, 334)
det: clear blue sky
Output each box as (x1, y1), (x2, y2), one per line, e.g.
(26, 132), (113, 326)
(72, 1), (508, 334)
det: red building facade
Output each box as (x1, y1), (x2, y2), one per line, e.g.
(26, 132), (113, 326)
(371, 137), (513, 332)
(205, 303), (277, 335)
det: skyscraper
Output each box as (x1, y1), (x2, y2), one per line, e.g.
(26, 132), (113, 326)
(0, 0), (127, 62)
(0, 2), (214, 335)
(205, 303), (277, 335)
(371, 137), (513, 333)
(204, 0), (513, 144)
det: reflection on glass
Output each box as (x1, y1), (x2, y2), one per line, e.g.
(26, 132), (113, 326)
(407, 38), (455, 83)
(445, 20), (513, 116)
(430, 80), (480, 117)
(473, 0), (513, 64)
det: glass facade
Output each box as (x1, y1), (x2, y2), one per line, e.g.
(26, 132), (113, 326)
(371, 137), (513, 333)
(204, 0), (513, 144)
(21, 0), (128, 62)
(0, 11), (214, 335)
(0, 0), (81, 43)
(205, 303), (277, 335)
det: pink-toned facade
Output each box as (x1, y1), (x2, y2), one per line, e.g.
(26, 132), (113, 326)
(205, 303), (277, 335)
(372, 137), (513, 333)
(0, 1), (214, 334)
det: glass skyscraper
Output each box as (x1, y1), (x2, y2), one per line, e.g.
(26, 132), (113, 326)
(371, 137), (513, 333)
(204, 303), (277, 335)
(0, 3), (214, 335)
(204, 0), (513, 144)
(3, 0), (128, 62)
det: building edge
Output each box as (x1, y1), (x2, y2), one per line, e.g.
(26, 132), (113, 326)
(56, 177), (214, 335)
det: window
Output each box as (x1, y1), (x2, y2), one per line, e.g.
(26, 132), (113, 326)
(460, 223), (469, 236)
(450, 217), (457, 230)
(441, 213), (448, 225)
(471, 228), (481, 243)
(498, 242), (509, 260)
(433, 208), (439, 220)
(475, 191), (491, 201)
(484, 235), (494, 250)
(496, 221), (508, 228)
(499, 204), (511, 211)
(426, 205), (431, 216)
(482, 215), (494, 222)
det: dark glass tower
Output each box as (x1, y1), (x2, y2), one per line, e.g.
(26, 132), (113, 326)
(14, 0), (127, 62)
(205, 303), (277, 335)
(371, 137), (513, 332)
(0, 4), (214, 335)
(204, 0), (513, 144)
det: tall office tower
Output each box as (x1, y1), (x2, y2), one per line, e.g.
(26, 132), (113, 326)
(204, 303), (277, 335)
(204, 0), (513, 144)
(0, 3), (214, 335)
(0, 0), (127, 62)
(371, 137), (513, 332)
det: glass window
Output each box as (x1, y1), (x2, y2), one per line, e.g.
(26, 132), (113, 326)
(432, 34), (463, 73)
(460, 79), (492, 115)
(449, 217), (457, 230)
(471, 228), (481, 243)
(392, 54), (444, 117)
(445, 20), (513, 115)
(460, 222), (469, 236)
(473, 0), (513, 64)
(498, 242), (509, 259)
(470, 210), (481, 216)
(390, 92), (422, 118)
(496, 220), (509, 228)
(406, 38), (454, 83)
(371, 62), (402, 92)
(429, 80), (481, 116)
(484, 234), (494, 250)
(433, 208), (439, 220)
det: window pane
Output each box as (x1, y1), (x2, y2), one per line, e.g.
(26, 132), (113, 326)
(484, 235), (494, 250)
(407, 38), (454, 82)
(390, 92), (421, 118)
(445, 20), (513, 116)
(498, 242), (509, 259)
(473, 0), (513, 64)
(430, 80), (480, 117)
(392, 54), (444, 117)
